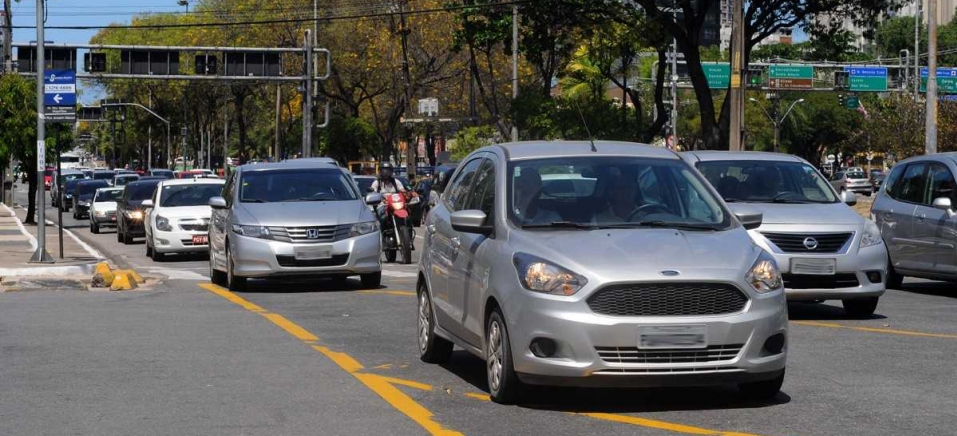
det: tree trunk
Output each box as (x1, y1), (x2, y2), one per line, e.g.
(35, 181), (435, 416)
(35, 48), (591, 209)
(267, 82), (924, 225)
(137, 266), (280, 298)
(642, 50), (669, 143)
(232, 91), (247, 163)
(682, 46), (722, 149)
(25, 168), (37, 225)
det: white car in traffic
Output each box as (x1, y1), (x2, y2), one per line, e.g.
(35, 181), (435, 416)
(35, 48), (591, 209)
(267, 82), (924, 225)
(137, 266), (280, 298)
(89, 187), (124, 234)
(143, 178), (225, 261)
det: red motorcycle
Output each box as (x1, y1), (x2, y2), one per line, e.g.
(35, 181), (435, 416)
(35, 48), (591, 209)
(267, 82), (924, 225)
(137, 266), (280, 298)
(381, 191), (419, 264)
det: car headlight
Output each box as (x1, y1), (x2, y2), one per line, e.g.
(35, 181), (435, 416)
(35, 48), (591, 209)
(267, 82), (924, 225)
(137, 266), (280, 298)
(94, 210), (106, 217)
(349, 220), (378, 237)
(79, 201), (90, 207)
(860, 219), (883, 248)
(231, 224), (271, 239)
(156, 215), (173, 232)
(746, 251), (783, 293)
(125, 210), (144, 220)
(513, 253), (587, 296)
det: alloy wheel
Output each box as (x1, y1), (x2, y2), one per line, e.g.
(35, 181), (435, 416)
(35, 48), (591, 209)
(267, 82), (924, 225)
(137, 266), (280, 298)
(418, 292), (431, 353)
(487, 320), (504, 392)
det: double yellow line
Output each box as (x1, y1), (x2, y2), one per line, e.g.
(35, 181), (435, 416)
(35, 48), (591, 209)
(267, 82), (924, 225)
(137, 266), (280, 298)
(199, 283), (763, 436)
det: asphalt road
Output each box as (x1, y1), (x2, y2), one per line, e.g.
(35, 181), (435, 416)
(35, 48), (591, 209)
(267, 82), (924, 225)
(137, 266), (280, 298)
(4, 186), (957, 436)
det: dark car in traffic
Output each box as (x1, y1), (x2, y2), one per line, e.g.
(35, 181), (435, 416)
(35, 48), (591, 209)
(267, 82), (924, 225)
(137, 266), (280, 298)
(116, 179), (162, 244)
(72, 180), (111, 220)
(59, 179), (83, 212)
(869, 169), (886, 191)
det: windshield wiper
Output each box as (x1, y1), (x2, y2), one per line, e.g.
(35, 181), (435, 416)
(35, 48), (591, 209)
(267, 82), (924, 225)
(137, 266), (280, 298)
(599, 220), (719, 231)
(769, 193), (814, 204)
(522, 221), (597, 230)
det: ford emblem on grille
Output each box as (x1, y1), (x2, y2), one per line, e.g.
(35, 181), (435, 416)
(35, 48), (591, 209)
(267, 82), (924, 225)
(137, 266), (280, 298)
(659, 270), (680, 277)
(306, 228), (320, 239)
(803, 237), (819, 250)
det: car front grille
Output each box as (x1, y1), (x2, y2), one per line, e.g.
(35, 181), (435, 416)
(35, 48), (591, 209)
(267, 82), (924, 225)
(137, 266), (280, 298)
(276, 253), (350, 267)
(782, 273), (860, 289)
(267, 225), (351, 243)
(596, 344), (743, 364)
(586, 283), (749, 317)
(179, 219), (209, 232)
(594, 367), (741, 375)
(761, 232), (852, 253)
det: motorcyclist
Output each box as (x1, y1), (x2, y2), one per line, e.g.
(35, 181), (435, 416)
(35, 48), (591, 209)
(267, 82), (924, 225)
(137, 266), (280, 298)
(371, 163), (406, 223)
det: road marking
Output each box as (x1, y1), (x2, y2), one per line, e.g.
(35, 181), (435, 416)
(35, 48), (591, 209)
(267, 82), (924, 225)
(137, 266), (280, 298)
(358, 290), (416, 297)
(382, 270), (418, 278)
(793, 320), (957, 339)
(463, 392), (490, 402)
(574, 412), (760, 436)
(144, 268), (208, 281)
(199, 282), (463, 436)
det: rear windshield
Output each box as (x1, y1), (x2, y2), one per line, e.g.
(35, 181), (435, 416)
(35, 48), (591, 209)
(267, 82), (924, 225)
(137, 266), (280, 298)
(78, 181), (108, 195)
(846, 171), (867, 179)
(159, 184), (223, 207)
(95, 189), (124, 202)
(93, 172), (114, 180)
(115, 176), (139, 186)
(125, 182), (159, 201)
(60, 173), (85, 183)
(152, 170), (174, 179)
(240, 169), (358, 203)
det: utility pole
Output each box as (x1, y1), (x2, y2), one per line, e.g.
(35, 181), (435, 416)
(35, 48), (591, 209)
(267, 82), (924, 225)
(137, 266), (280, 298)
(926, 0), (938, 154)
(511, 5), (519, 142)
(729, 0), (746, 151)
(275, 85), (282, 161)
(915, 0), (921, 99)
(302, 29), (313, 158)
(2, 0), (12, 73)
(30, 0), (53, 263)
(669, 0), (678, 149)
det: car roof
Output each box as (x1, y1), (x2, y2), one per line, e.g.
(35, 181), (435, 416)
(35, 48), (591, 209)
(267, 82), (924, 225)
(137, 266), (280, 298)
(116, 173), (139, 177)
(78, 179), (108, 185)
(353, 175), (376, 180)
(681, 151), (808, 164)
(492, 141), (679, 161)
(238, 160), (341, 172)
(97, 186), (124, 192)
(895, 152), (957, 166)
(126, 179), (162, 188)
(159, 178), (225, 186)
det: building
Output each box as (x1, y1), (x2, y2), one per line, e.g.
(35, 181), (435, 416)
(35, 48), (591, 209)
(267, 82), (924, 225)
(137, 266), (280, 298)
(893, 0), (956, 25)
(719, 0), (792, 51)
(654, 0), (721, 47)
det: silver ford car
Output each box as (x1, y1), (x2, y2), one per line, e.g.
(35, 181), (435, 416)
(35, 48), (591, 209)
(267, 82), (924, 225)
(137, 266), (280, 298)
(208, 160), (384, 290)
(417, 141), (788, 404)
(684, 152), (887, 317)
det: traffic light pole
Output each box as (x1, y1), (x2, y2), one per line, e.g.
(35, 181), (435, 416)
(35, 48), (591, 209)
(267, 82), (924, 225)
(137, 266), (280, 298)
(29, 0), (53, 263)
(302, 30), (313, 158)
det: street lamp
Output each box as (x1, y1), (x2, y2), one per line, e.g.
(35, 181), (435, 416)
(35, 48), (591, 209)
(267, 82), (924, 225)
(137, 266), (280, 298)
(749, 97), (805, 153)
(177, 0), (189, 13)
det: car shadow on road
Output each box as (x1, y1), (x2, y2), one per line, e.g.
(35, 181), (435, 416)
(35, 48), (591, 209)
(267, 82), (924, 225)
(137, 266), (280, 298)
(238, 277), (382, 294)
(151, 253), (209, 263)
(890, 282), (957, 299)
(787, 301), (889, 321)
(439, 350), (790, 413)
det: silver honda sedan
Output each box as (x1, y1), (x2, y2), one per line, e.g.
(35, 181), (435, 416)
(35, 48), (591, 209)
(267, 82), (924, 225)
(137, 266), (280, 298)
(684, 152), (887, 317)
(417, 141), (788, 404)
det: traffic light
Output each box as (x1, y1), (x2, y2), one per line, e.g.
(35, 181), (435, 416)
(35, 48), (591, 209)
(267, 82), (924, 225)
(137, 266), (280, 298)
(746, 68), (763, 89)
(834, 71), (850, 90)
(84, 52), (107, 73)
(838, 94), (845, 107)
(120, 50), (180, 75)
(195, 54), (218, 75)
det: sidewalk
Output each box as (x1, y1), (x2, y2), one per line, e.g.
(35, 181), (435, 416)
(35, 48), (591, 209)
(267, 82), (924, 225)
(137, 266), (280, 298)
(0, 203), (102, 285)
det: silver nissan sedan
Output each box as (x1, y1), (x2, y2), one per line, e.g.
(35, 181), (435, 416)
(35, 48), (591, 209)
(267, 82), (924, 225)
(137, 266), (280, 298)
(416, 141), (788, 404)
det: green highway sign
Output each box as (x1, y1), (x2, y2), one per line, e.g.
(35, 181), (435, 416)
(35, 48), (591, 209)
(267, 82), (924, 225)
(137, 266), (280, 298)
(846, 96), (860, 109)
(703, 63), (730, 89)
(845, 67), (888, 92)
(769, 65), (813, 79)
(920, 67), (957, 93)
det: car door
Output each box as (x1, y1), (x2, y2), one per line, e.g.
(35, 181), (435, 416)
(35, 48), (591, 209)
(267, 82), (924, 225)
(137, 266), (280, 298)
(427, 157), (484, 339)
(912, 162), (957, 274)
(880, 163), (926, 271)
(448, 158), (496, 347)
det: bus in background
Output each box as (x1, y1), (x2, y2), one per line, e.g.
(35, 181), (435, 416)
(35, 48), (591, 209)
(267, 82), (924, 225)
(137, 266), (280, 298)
(60, 152), (82, 170)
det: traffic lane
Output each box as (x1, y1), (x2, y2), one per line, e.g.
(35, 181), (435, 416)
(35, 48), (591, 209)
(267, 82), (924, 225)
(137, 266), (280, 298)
(0, 280), (424, 436)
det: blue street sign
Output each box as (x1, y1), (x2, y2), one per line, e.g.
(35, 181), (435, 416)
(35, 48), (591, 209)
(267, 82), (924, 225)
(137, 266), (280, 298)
(43, 69), (76, 107)
(844, 67), (888, 77)
(920, 67), (957, 78)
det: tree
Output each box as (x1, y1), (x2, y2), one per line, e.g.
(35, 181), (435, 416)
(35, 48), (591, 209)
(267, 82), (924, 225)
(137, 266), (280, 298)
(0, 74), (40, 223)
(875, 16), (926, 60)
(450, 125), (498, 161)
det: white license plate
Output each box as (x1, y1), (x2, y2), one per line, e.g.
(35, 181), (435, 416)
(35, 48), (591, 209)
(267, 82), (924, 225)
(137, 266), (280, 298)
(791, 257), (837, 275)
(294, 246), (332, 260)
(192, 235), (208, 245)
(638, 325), (707, 350)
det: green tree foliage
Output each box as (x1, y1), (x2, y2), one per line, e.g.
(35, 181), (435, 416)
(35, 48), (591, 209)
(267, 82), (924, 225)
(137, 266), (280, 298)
(450, 125), (498, 161)
(319, 115), (379, 164)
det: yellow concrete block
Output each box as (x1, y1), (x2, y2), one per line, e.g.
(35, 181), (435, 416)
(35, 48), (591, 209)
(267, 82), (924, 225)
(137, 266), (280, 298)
(110, 272), (137, 291)
(115, 269), (145, 284)
(94, 262), (114, 284)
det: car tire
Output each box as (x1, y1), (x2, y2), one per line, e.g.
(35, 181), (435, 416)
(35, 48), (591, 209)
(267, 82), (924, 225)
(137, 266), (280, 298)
(739, 370), (785, 401)
(149, 239), (164, 261)
(843, 297), (879, 318)
(486, 309), (522, 404)
(886, 263), (904, 290)
(122, 224), (133, 245)
(145, 240), (153, 257)
(360, 272), (382, 288)
(418, 286), (453, 364)
(116, 224), (123, 242)
(209, 251), (227, 286)
(91, 221), (99, 234)
(226, 244), (246, 291)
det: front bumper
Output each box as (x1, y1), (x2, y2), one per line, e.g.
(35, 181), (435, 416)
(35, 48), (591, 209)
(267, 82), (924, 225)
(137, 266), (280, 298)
(847, 184), (872, 194)
(124, 217), (147, 237)
(75, 203), (91, 217)
(92, 212), (118, 226)
(229, 231), (381, 278)
(153, 229), (210, 254)
(503, 282), (788, 387)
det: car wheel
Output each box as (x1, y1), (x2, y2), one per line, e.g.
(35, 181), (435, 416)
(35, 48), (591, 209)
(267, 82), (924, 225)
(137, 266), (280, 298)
(122, 224), (133, 245)
(486, 309), (522, 404)
(116, 223), (123, 242)
(886, 263), (904, 290)
(145, 240), (153, 257)
(360, 272), (382, 288)
(418, 285), (453, 364)
(739, 370), (785, 401)
(226, 244), (246, 291)
(843, 297), (879, 318)
(209, 251), (227, 286)
(149, 239), (164, 261)
(90, 220), (99, 234)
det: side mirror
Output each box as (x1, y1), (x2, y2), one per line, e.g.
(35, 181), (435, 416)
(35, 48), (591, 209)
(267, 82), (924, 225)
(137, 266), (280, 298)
(734, 210), (763, 230)
(451, 210), (492, 235)
(209, 196), (227, 209)
(141, 199), (154, 208)
(932, 197), (953, 212)
(841, 190), (857, 206)
(365, 193), (383, 205)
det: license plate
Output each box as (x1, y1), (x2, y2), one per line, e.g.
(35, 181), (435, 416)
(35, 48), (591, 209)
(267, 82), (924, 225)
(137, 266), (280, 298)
(791, 257), (836, 275)
(295, 246), (332, 260)
(638, 325), (707, 349)
(192, 235), (209, 245)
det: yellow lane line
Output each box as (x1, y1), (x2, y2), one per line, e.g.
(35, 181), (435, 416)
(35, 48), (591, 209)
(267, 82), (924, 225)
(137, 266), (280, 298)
(358, 290), (417, 297)
(376, 375), (433, 391)
(793, 320), (957, 339)
(462, 392), (490, 402)
(575, 412), (761, 436)
(200, 283), (463, 436)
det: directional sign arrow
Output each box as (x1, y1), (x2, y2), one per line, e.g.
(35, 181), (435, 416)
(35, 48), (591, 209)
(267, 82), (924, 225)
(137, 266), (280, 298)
(53, 94), (63, 104)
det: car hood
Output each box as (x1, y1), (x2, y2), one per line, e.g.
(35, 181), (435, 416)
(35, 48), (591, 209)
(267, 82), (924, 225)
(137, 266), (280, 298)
(235, 201), (372, 227)
(729, 202), (863, 225)
(509, 227), (760, 280)
(155, 205), (212, 219)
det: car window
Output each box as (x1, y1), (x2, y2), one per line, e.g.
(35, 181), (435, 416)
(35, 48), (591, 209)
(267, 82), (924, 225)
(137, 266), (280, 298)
(846, 171), (866, 179)
(894, 163), (928, 204)
(223, 172), (236, 206)
(94, 189), (123, 202)
(883, 165), (904, 196)
(444, 158), (484, 212)
(159, 184), (225, 207)
(126, 182), (160, 202)
(696, 160), (837, 203)
(926, 163), (956, 205)
(831, 171), (844, 181)
(464, 159), (495, 216)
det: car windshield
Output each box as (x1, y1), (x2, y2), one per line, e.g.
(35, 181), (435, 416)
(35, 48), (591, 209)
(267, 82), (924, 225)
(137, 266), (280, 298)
(78, 182), (107, 195)
(846, 171), (867, 179)
(697, 160), (838, 204)
(115, 176), (138, 186)
(240, 169), (358, 203)
(152, 170), (174, 179)
(125, 182), (159, 201)
(508, 157), (729, 230)
(159, 184), (223, 207)
(95, 189), (124, 202)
